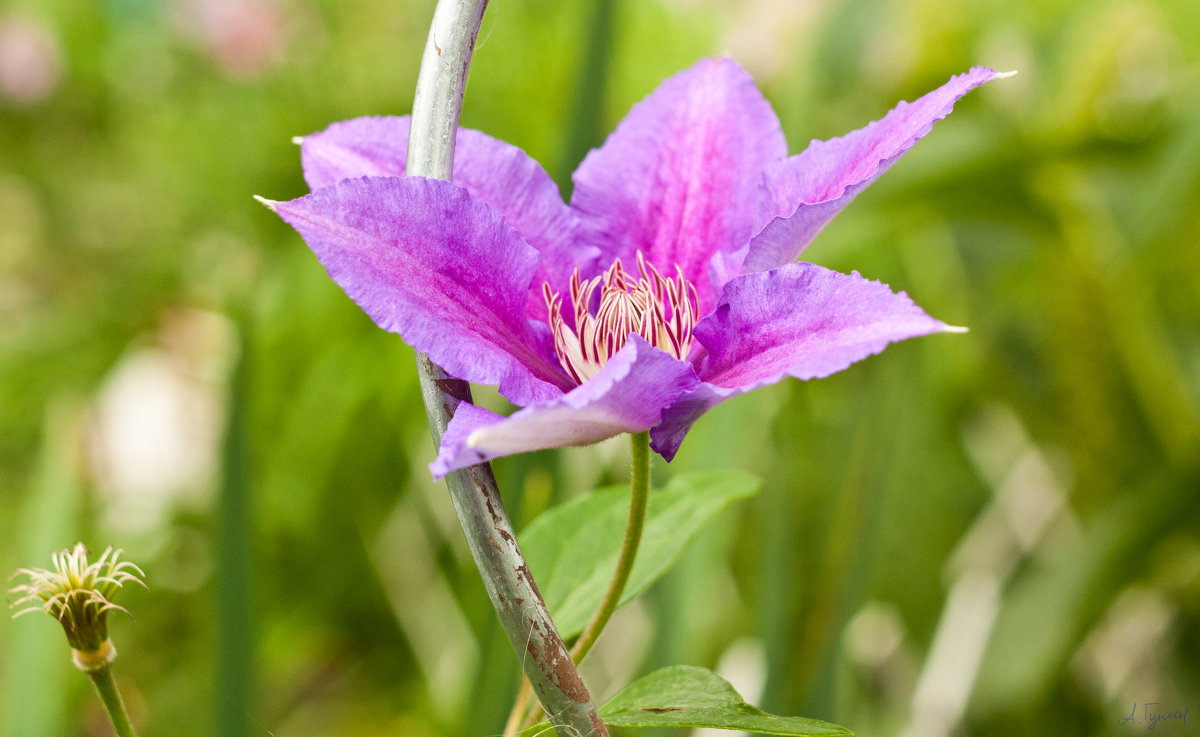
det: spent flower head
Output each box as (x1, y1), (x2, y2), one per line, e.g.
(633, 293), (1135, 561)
(9, 543), (146, 670)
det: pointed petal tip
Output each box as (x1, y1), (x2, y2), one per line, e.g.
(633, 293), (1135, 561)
(291, 136), (304, 145)
(252, 195), (279, 211)
(994, 69), (1019, 80)
(942, 324), (970, 334)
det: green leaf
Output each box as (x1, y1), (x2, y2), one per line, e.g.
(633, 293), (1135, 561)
(600, 665), (852, 735)
(519, 665), (852, 736)
(520, 470), (761, 639)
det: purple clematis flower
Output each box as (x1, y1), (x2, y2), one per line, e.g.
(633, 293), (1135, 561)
(262, 58), (1005, 479)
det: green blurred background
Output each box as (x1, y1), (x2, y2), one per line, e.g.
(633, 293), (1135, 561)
(2, 0), (1198, 735)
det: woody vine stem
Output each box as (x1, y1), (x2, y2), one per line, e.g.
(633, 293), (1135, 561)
(404, 1), (608, 735)
(506, 430), (652, 733)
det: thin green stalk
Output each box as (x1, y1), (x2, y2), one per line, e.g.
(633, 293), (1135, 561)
(88, 666), (137, 737)
(508, 430), (653, 733)
(570, 430), (652, 664)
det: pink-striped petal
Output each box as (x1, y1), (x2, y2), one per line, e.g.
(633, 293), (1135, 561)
(650, 263), (956, 460)
(269, 176), (573, 406)
(431, 336), (700, 478)
(742, 67), (1004, 273)
(300, 115), (595, 320)
(300, 115), (411, 189)
(570, 58), (787, 314)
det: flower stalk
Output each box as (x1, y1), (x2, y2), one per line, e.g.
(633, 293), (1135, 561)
(571, 430), (651, 664)
(405, 1), (607, 735)
(89, 666), (138, 737)
(506, 430), (653, 734)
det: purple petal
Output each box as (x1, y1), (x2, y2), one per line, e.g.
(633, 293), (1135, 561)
(429, 400), (507, 477)
(650, 383), (740, 462)
(300, 115), (412, 189)
(271, 176), (573, 405)
(650, 263), (956, 460)
(742, 67), (1003, 273)
(301, 116), (595, 320)
(698, 262), (954, 385)
(431, 336), (701, 478)
(570, 57), (787, 314)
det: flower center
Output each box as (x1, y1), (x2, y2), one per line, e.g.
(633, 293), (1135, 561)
(543, 252), (699, 384)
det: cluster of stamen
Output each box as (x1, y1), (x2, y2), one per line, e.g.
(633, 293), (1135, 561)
(543, 252), (699, 384)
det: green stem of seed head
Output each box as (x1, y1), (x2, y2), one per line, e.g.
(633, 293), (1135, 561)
(89, 665), (139, 737)
(571, 430), (652, 664)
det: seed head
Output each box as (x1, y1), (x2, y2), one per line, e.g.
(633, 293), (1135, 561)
(9, 543), (146, 670)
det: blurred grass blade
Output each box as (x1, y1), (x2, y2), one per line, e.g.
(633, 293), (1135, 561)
(2, 400), (84, 737)
(216, 324), (253, 737)
(555, 0), (617, 193)
(971, 467), (1200, 717)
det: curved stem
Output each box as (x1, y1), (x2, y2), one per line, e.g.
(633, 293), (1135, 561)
(406, 2), (607, 735)
(570, 430), (652, 664)
(89, 665), (138, 737)
(507, 430), (654, 733)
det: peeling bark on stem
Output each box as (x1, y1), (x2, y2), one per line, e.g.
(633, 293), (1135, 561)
(406, 3), (608, 735)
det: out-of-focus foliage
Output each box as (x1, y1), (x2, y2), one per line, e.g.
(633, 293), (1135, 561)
(1, 0), (1197, 735)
